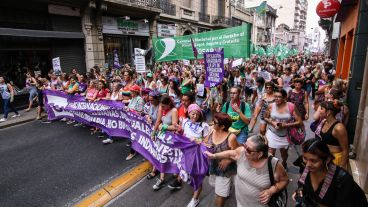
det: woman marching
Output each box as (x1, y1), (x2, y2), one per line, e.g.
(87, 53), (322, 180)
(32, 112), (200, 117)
(205, 134), (289, 207)
(293, 138), (367, 207)
(149, 95), (179, 190)
(264, 88), (303, 168)
(167, 104), (210, 207)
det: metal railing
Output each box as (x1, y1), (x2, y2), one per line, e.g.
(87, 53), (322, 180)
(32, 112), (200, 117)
(160, 0), (176, 16)
(122, 0), (160, 8)
(211, 16), (232, 26)
(198, 12), (210, 23)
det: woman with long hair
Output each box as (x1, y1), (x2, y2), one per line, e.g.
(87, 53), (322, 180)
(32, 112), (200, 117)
(287, 78), (309, 120)
(293, 138), (367, 207)
(25, 72), (38, 112)
(168, 79), (181, 108)
(149, 95), (178, 190)
(249, 82), (275, 135)
(314, 101), (349, 169)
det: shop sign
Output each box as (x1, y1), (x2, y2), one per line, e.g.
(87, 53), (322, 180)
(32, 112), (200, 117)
(157, 24), (176, 37)
(316, 0), (341, 18)
(102, 17), (149, 36)
(134, 48), (146, 73)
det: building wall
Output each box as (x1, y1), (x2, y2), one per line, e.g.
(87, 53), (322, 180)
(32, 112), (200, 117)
(336, 2), (360, 79)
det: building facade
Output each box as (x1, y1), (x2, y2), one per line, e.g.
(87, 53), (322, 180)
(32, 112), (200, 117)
(274, 24), (290, 45)
(0, 0), (88, 88)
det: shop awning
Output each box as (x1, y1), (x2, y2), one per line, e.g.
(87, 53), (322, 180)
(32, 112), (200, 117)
(0, 28), (84, 39)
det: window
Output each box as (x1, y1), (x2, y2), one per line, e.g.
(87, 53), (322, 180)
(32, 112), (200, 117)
(183, 0), (191, 8)
(218, 0), (225, 16)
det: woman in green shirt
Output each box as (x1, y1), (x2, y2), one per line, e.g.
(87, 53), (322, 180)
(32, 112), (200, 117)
(181, 71), (193, 94)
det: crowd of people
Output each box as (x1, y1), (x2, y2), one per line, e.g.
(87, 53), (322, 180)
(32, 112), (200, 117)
(1, 53), (367, 207)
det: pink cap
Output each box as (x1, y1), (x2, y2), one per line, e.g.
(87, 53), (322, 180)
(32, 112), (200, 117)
(188, 104), (201, 114)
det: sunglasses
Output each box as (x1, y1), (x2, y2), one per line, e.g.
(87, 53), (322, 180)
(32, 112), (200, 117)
(244, 144), (258, 154)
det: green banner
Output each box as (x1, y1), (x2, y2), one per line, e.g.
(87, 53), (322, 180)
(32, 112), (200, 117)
(153, 24), (251, 62)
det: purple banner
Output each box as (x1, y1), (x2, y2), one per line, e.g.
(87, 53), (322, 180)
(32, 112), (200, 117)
(204, 50), (224, 88)
(43, 90), (208, 190)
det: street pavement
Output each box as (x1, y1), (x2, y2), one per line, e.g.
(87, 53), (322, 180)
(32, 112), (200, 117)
(106, 109), (315, 207)
(0, 120), (142, 207)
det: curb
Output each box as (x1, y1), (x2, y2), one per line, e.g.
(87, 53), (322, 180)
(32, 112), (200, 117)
(74, 161), (152, 207)
(0, 115), (47, 130)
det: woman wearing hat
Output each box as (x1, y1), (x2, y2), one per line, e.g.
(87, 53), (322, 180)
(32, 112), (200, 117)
(167, 104), (210, 207)
(125, 84), (145, 161)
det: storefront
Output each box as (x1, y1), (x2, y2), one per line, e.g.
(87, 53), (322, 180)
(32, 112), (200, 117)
(157, 23), (176, 37)
(102, 16), (149, 67)
(0, 3), (85, 89)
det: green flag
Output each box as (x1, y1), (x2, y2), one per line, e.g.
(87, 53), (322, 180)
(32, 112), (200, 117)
(255, 1), (267, 14)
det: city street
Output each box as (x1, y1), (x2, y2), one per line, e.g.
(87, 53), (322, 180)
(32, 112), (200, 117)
(0, 121), (142, 207)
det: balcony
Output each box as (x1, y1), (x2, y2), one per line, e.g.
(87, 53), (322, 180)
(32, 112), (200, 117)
(159, 0), (176, 16)
(198, 12), (210, 23)
(121, 0), (160, 8)
(212, 16), (232, 27)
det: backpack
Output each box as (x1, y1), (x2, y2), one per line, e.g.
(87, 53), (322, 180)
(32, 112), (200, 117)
(224, 101), (246, 114)
(286, 102), (306, 145)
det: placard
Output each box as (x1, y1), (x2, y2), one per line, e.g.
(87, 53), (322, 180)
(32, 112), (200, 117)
(52, 57), (62, 75)
(134, 48), (146, 73)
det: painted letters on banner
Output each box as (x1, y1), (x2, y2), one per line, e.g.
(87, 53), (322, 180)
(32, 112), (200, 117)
(153, 24), (251, 61)
(204, 50), (224, 88)
(43, 90), (208, 190)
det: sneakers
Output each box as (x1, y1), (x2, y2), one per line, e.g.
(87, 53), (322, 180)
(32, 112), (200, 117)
(102, 138), (114, 144)
(152, 178), (165, 190)
(125, 153), (136, 160)
(186, 198), (200, 207)
(167, 179), (183, 190)
(11, 114), (20, 118)
(0, 118), (7, 122)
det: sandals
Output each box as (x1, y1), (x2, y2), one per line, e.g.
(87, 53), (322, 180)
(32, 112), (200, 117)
(146, 171), (158, 180)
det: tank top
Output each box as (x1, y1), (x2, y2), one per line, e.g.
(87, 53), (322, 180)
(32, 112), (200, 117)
(244, 73), (252, 87)
(320, 121), (340, 146)
(0, 83), (11, 99)
(235, 152), (278, 207)
(162, 108), (174, 126)
(282, 75), (292, 93)
(288, 90), (306, 117)
(234, 76), (242, 87)
(110, 91), (120, 101)
(159, 85), (169, 94)
(268, 103), (292, 137)
(260, 96), (275, 120)
(208, 132), (237, 177)
(169, 90), (180, 107)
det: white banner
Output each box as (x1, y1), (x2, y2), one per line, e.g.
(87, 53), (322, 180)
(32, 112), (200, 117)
(134, 48), (146, 73)
(183, 59), (190, 66)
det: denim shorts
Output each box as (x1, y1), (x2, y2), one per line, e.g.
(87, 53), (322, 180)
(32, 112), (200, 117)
(29, 87), (37, 101)
(236, 127), (249, 144)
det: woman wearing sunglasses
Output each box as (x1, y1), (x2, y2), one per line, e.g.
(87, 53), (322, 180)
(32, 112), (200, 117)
(205, 134), (288, 207)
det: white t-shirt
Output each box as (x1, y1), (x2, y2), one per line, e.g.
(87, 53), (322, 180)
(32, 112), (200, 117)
(182, 118), (210, 140)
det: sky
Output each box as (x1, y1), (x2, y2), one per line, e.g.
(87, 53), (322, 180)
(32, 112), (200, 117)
(306, 0), (326, 37)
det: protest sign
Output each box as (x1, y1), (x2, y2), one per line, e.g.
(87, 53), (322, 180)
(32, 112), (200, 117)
(134, 48), (146, 73)
(43, 90), (208, 190)
(52, 57), (62, 75)
(153, 24), (251, 61)
(231, 58), (243, 68)
(204, 49), (224, 88)
(183, 59), (190, 66)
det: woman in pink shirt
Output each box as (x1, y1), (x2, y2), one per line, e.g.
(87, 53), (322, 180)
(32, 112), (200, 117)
(85, 80), (98, 102)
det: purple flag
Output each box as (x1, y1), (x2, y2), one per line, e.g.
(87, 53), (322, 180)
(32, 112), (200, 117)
(43, 90), (208, 190)
(204, 49), (225, 88)
(191, 37), (198, 59)
(113, 49), (121, 69)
